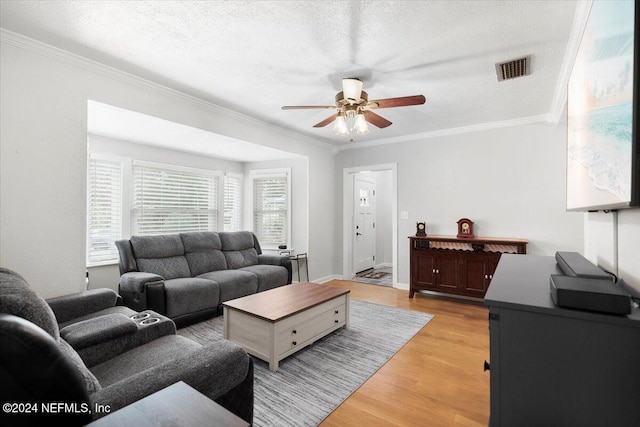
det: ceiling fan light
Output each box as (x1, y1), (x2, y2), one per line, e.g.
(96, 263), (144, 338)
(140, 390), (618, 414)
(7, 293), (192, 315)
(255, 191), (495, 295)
(354, 112), (369, 134)
(333, 114), (349, 135)
(343, 78), (363, 103)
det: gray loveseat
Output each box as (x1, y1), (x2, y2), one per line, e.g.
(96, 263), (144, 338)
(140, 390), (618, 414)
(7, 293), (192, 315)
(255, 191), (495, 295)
(116, 231), (292, 326)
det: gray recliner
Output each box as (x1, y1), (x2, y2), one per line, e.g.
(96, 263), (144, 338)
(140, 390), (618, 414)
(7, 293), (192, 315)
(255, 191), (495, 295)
(0, 268), (254, 425)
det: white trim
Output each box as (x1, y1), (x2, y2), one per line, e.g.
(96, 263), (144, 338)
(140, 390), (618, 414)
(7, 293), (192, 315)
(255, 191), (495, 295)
(249, 168), (292, 249)
(313, 274), (343, 284)
(342, 163), (398, 288)
(394, 282), (410, 291)
(0, 28), (335, 153)
(548, 0), (594, 125)
(337, 114), (551, 151)
(132, 159), (223, 178)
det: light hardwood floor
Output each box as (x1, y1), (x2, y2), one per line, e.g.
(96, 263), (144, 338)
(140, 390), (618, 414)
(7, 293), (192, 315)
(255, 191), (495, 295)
(318, 280), (490, 427)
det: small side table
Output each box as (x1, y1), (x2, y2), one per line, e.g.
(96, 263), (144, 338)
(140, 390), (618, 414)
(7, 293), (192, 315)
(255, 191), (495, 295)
(86, 381), (249, 427)
(289, 252), (308, 282)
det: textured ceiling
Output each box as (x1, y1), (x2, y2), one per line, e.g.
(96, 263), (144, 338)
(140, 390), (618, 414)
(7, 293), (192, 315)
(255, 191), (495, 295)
(0, 1), (579, 148)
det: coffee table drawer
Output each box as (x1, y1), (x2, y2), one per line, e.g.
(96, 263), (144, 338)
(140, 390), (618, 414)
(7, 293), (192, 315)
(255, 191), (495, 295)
(277, 302), (346, 355)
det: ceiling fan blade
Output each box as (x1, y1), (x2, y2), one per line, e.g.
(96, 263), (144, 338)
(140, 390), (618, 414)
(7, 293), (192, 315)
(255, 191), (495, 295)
(363, 111), (392, 128)
(313, 113), (339, 128)
(368, 95), (426, 109)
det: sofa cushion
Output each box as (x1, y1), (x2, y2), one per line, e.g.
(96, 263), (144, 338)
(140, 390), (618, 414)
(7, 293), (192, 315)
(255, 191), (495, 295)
(90, 335), (202, 387)
(197, 270), (258, 302)
(131, 235), (191, 279)
(0, 268), (60, 340)
(163, 278), (220, 318)
(219, 232), (258, 269)
(240, 265), (289, 292)
(219, 231), (255, 251)
(131, 234), (185, 259)
(181, 232), (228, 276)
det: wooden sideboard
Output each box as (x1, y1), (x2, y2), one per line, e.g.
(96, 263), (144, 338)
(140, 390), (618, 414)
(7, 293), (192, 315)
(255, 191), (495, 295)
(409, 235), (527, 299)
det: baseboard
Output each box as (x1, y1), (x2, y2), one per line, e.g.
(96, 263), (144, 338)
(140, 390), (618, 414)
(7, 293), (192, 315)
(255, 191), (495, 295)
(313, 274), (343, 284)
(375, 263), (392, 269)
(394, 282), (410, 291)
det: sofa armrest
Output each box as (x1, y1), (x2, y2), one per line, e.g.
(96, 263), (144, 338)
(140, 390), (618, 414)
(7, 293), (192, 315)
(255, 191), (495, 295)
(47, 288), (119, 324)
(89, 340), (251, 419)
(119, 272), (164, 294)
(258, 254), (293, 284)
(118, 272), (167, 316)
(60, 314), (138, 350)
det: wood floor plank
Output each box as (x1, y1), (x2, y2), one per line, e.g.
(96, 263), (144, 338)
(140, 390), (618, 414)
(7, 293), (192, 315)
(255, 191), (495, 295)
(318, 280), (490, 427)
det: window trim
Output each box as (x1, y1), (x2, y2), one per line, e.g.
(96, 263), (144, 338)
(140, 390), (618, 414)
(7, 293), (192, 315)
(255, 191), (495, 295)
(249, 168), (291, 249)
(86, 153), (124, 267)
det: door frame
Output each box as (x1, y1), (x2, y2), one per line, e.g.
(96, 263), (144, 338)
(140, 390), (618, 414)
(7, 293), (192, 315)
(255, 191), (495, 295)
(342, 163), (398, 287)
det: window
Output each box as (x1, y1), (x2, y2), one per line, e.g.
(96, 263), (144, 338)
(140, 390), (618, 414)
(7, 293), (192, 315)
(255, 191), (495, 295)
(224, 174), (242, 231)
(87, 156), (123, 265)
(131, 162), (219, 235)
(251, 169), (290, 248)
(87, 154), (244, 265)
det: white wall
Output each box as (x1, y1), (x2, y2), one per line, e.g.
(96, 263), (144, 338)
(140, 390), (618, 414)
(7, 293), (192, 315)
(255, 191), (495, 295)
(336, 121), (585, 285)
(0, 35), (336, 298)
(584, 209), (640, 294)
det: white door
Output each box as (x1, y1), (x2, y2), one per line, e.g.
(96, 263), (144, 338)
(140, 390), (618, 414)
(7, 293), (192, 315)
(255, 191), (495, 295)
(353, 176), (376, 274)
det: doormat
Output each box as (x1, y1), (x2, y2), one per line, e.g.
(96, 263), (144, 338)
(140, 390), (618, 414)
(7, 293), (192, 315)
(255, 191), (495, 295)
(356, 270), (390, 279)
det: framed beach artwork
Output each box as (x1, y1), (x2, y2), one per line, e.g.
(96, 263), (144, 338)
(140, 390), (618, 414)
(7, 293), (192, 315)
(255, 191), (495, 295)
(567, 0), (640, 211)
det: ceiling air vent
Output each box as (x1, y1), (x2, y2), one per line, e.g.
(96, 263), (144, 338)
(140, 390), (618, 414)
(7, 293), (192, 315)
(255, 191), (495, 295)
(495, 56), (530, 81)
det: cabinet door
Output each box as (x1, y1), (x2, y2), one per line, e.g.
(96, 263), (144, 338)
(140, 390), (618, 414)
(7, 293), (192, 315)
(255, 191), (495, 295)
(435, 252), (459, 292)
(463, 255), (489, 296)
(411, 250), (437, 290)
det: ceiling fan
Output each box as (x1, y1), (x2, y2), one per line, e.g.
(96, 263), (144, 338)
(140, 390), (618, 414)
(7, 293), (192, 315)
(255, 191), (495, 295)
(281, 78), (426, 137)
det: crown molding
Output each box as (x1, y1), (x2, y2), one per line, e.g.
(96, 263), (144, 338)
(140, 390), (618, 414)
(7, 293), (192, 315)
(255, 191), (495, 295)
(548, 0), (593, 125)
(337, 114), (551, 151)
(0, 28), (335, 153)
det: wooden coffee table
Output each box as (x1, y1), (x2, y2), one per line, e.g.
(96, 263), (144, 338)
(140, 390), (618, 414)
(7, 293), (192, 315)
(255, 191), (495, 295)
(223, 282), (350, 371)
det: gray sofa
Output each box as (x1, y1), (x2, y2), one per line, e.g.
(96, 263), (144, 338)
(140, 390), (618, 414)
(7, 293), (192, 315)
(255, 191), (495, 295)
(0, 268), (253, 425)
(116, 231), (292, 326)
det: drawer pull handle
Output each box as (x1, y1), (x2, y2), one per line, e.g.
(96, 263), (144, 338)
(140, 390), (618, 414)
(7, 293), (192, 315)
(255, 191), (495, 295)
(292, 341), (297, 345)
(292, 329), (297, 334)
(334, 319), (339, 323)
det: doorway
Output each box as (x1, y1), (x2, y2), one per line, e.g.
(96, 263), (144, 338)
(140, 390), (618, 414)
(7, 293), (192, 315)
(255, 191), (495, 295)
(342, 164), (397, 287)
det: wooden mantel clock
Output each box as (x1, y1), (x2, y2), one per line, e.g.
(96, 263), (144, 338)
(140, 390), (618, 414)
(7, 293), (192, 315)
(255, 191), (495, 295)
(457, 218), (474, 239)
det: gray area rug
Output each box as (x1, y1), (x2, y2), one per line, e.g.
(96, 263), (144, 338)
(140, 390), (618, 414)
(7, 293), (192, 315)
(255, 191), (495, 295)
(178, 299), (433, 426)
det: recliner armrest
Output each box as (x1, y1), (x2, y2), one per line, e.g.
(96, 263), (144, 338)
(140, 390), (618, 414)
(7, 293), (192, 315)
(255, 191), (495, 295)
(47, 288), (119, 324)
(60, 314), (138, 350)
(89, 340), (251, 419)
(119, 272), (164, 294)
(258, 254), (293, 284)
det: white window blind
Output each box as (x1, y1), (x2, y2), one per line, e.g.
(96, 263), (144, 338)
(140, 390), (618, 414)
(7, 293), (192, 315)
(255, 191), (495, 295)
(253, 174), (289, 247)
(87, 158), (122, 264)
(132, 164), (218, 235)
(224, 175), (242, 231)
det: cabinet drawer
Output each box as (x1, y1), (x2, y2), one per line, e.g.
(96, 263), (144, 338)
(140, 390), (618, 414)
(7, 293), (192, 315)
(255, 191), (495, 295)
(277, 303), (346, 355)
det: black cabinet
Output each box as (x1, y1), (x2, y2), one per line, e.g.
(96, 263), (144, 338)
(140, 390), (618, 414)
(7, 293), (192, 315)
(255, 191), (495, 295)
(484, 254), (640, 427)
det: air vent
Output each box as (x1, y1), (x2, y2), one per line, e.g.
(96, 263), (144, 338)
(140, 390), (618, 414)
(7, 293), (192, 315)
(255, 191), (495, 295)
(495, 56), (530, 81)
